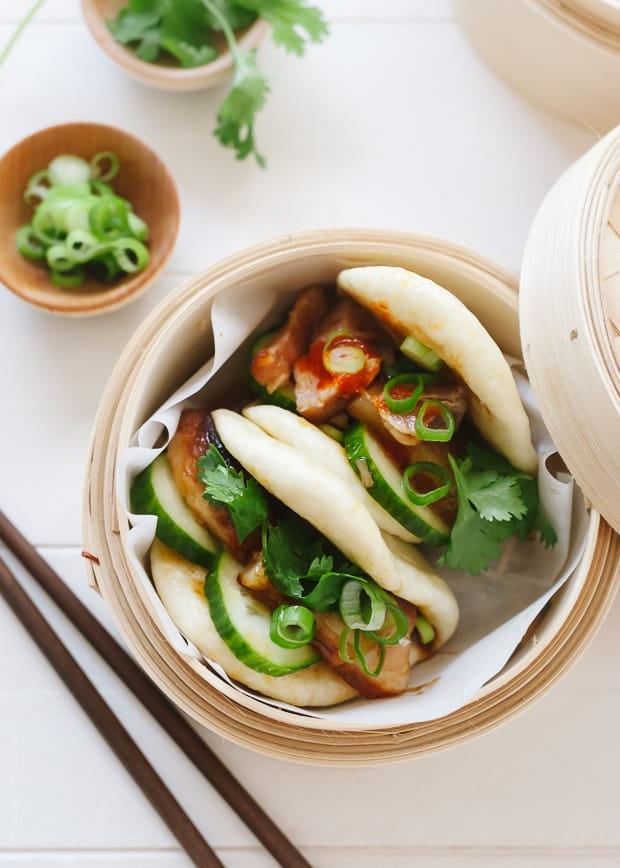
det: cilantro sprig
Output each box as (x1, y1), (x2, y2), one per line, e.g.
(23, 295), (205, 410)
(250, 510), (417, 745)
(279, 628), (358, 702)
(438, 444), (557, 575)
(197, 444), (268, 542)
(107, 0), (329, 165)
(262, 514), (370, 611)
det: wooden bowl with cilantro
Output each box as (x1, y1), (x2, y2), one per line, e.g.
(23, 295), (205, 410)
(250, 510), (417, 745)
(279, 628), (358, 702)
(81, 0), (270, 93)
(80, 0), (328, 165)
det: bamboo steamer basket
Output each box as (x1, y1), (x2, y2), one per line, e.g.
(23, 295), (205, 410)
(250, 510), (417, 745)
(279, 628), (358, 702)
(83, 131), (620, 766)
(451, 0), (620, 134)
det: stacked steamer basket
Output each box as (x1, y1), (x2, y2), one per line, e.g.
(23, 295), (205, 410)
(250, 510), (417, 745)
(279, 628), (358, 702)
(451, 0), (620, 134)
(83, 128), (620, 766)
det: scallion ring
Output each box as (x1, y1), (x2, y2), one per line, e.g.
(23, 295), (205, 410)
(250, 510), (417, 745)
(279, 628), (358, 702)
(338, 627), (358, 664)
(89, 195), (131, 240)
(383, 373), (424, 414)
(23, 170), (51, 203)
(269, 605), (316, 649)
(403, 461), (451, 507)
(111, 237), (149, 273)
(415, 399), (455, 442)
(90, 151), (120, 183)
(367, 601), (410, 646)
(322, 332), (367, 375)
(47, 155), (92, 187)
(51, 267), (84, 288)
(339, 580), (387, 631)
(415, 613), (436, 645)
(15, 225), (46, 261)
(65, 229), (103, 263)
(46, 243), (75, 273)
(400, 335), (443, 372)
(128, 211), (149, 241)
(353, 630), (386, 677)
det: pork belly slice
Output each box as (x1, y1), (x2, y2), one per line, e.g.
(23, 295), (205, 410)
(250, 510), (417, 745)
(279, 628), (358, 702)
(167, 408), (259, 563)
(352, 380), (468, 447)
(249, 285), (332, 394)
(293, 299), (386, 423)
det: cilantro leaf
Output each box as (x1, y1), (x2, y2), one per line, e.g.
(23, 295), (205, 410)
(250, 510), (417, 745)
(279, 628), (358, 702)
(468, 476), (528, 522)
(107, 7), (161, 45)
(213, 48), (269, 165)
(439, 446), (555, 575)
(236, 0), (329, 55)
(262, 516), (376, 611)
(262, 514), (326, 598)
(197, 444), (267, 542)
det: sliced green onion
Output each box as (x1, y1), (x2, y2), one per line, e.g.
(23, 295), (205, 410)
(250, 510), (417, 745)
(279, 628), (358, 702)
(128, 211), (149, 241)
(65, 229), (103, 263)
(91, 180), (114, 197)
(15, 225), (46, 260)
(322, 332), (367, 375)
(367, 601), (410, 646)
(51, 267), (84, 288)
(90, 151), (120, 182)
(338, 580), (386, 631)
(383, 373), (424, 414)
(64, 197), (100, 233)
(415, 613), (436, 645)
(47, 155), (92, 187)
(87, 252), (123, 282)
(111, 237), (149, 273)
(45, 182), (92, 201)
(338, 627), (358, 664)
(403, 461), (451, 507)
(46, 243), (75, 273)
(400, 335), (443, 372)
(338, 628), (386, 677)
(319, 423), (344, 443)
(23, 169), (50, 203)
(269, 605), (316, 649)
(415, 400), (455, 442)
(31, 201), (71, 243)
(353, 630), (385, 677)
(89, 195), (131, 240)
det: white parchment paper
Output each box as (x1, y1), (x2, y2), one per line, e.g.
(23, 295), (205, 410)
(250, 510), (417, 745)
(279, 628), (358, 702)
(119, 282), (587, 726)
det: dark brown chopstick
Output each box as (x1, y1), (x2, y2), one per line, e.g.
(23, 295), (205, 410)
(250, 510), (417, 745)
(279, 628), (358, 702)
(0, 556), (224, 868)
(0, 510), (313, 868)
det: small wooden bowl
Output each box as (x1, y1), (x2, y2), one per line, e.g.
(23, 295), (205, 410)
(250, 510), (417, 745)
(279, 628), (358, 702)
(0, 122), (180, 317)
(81, 0), (271, 92)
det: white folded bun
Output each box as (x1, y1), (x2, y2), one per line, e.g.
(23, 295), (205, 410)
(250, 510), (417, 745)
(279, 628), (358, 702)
(212, 409), (459, 647)
(243, 403), (419, 543)
(150, 539), (357, 707)
(337, 265), (538, 475)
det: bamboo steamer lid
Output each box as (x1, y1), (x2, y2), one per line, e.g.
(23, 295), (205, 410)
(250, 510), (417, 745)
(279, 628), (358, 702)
(82, 217), (620, 764)
(520, 124), (620, 533)
(451, 0), (620, 134)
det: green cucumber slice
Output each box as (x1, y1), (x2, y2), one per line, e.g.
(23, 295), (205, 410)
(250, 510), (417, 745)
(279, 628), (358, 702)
(205, 552), (321, 676)
(247, 329), (297, 412)
(344, 423), (450, 545)
(131, 453), (219, 569)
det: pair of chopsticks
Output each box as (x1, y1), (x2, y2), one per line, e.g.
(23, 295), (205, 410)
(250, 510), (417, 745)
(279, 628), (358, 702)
(0, 510), (312, 868)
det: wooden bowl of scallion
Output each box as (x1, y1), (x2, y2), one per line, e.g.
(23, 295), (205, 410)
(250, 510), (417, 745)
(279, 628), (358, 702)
(81, 0), (271, 93)
(0, 122), (179, 317)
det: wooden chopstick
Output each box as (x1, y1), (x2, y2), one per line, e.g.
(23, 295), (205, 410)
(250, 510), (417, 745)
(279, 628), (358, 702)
(0, 555), (225, 868)
(0, 511), (313, 868)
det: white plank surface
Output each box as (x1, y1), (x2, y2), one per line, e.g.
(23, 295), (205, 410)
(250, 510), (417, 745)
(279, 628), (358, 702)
(0, 2), (618, 867)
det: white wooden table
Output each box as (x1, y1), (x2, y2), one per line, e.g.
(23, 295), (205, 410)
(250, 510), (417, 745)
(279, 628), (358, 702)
(1, 2), (618, 866)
